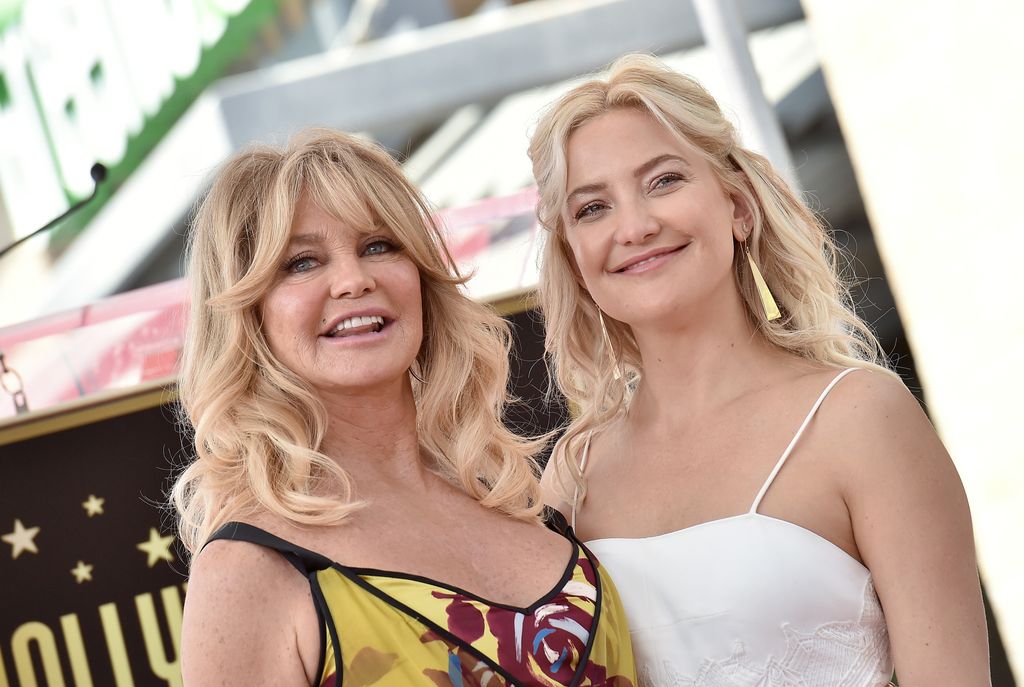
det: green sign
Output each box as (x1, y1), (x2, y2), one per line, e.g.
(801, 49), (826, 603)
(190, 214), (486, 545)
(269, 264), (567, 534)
(0, 0), (277, 246)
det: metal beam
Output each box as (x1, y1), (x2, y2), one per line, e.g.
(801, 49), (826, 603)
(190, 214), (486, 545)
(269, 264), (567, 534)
(693, 0), (797, 187)
(215, 0), (804, 148)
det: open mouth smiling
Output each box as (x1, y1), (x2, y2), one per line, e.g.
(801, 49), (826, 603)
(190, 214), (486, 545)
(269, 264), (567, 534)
(321, 314), (390, 339)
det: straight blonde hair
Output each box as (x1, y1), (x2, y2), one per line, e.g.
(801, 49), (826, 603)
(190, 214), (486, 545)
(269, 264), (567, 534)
(528, 54), (891, 503)
(172, 129), (542, 555)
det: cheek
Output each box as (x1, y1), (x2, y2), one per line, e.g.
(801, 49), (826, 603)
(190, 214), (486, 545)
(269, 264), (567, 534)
(397, 261), (422, 302)
(566, 234), (600, 281)
(391, 261), (424, 331)
(260, 288), (313, 356)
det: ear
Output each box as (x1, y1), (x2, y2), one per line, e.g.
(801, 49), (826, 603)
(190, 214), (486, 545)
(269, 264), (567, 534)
(729, 191), (754, 242)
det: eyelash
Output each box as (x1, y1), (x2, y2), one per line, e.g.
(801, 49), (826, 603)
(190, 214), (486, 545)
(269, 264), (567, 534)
(574, 202), (607, 222)
(280, 238), (400, 273)
(652, 172), (685, 189)
(282, 251), (318, 273)
(363, 237), (398, 256)
(573, 173), (686, 222)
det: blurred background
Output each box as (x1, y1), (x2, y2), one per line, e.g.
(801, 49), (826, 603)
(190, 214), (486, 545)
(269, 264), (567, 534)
(0, 1), (1019, 685)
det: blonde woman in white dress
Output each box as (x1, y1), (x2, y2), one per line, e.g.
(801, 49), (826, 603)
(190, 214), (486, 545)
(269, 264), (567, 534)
(529, 54), (990, 687)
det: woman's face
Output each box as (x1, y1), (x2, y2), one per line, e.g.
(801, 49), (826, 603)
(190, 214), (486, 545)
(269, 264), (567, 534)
(562, 108), (746, 330)
(260, 194), (423, 395)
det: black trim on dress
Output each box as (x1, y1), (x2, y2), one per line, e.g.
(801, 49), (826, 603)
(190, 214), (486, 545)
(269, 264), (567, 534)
(207, 517), (606, 687)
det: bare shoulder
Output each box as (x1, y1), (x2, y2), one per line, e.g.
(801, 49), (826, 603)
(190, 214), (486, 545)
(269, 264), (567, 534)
(819, 367), (941, 462)
(813, 369), (988, 682)
(182, 533), (315, 685)
(187, 532), (307, 605)
(540, 440), (573, 518)
(813, 367), (967, 517)
(540, 424), (600, 519)
(825, 366), (921, 417)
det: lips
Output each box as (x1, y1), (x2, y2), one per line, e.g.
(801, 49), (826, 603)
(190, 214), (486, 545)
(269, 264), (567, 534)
(611, 244), (689, 273)
(327, 314), (384, 338)
(320, 310), (392, 338)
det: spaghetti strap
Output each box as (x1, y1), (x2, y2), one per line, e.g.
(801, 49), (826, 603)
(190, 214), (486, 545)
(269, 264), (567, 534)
(204, 521), (334, 575)
(571, 431), (595, 531)
(749, 367), (860, 513)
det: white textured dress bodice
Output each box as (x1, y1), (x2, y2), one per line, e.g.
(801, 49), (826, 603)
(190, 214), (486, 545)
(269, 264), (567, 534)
(575, 369), (894, 687)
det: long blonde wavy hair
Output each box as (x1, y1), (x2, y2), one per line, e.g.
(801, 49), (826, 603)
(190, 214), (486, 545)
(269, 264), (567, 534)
(172, 129), (542, 555)
(528, 54), (891, 503)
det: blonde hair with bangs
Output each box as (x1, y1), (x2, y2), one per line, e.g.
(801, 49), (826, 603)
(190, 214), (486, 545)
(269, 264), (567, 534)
(528, 54), (892, 503)
(172, 129), (542, 555)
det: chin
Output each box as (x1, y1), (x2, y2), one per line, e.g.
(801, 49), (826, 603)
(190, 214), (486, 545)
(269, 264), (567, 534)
(608, 302), (678, 325)
(318, 368), (415, 395)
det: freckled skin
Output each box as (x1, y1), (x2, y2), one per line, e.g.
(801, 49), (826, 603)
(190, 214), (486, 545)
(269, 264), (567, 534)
(561, 109), (747, 331)
(183, 195), (585, 686)
(260, 197), (424, 397)
(542, 108), (991, 685)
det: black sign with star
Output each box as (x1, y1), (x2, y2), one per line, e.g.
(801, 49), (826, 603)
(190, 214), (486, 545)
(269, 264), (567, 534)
(0, 391), (188, 687)
(0, 308), (567, 686)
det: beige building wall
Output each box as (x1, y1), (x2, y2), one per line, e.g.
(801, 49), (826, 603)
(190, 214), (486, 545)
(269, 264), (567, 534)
(800, 0), (1024, 677)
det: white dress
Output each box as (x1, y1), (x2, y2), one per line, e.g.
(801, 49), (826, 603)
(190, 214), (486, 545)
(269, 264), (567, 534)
(573, 368), (894, 687)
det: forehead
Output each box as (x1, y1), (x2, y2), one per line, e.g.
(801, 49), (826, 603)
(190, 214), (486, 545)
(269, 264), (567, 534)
(287, 193), (375, 244)
(565, 108), (701, 184)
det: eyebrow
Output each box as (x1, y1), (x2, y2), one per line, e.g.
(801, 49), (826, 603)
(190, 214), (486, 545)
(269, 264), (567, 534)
(286, 233), (326, 248)
(566, 154), (691, 206)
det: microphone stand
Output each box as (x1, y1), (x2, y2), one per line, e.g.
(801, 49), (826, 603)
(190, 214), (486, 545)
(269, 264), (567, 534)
(0, 163), (108, 259)
(0, 163), (108, 414)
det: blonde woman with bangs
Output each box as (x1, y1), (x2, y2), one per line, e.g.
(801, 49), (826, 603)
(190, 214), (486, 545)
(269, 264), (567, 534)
(529, 55), (989, 686)
(173, 129), (637, 687)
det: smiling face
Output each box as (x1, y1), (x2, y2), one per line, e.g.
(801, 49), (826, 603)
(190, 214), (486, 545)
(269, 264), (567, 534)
(260, 194), (423, 395)
(562, 108), (748, 330)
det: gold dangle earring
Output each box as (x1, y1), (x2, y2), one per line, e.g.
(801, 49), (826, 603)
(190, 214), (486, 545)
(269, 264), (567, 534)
(597, 308), (623, 380)
(742, 225), (781, 321)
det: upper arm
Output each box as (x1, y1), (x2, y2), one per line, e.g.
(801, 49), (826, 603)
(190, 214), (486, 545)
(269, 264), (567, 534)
(831, 371), (990, 685)
(181, 540), (316, 686)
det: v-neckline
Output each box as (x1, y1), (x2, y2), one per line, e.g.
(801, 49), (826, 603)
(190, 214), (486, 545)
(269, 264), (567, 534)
(340, 538), (582, 615)
(319, 521), (605, 687)
(209, 515), (606, 687)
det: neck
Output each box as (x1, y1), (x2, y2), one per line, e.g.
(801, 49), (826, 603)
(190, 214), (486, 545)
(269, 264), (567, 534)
(319, 377), (428, 492)
(627, 289), (783, 432)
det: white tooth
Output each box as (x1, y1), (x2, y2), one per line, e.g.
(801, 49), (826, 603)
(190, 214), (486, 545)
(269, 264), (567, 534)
(330, 315), (384, 334)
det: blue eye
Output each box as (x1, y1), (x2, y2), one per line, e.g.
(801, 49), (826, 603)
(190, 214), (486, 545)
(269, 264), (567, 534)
(283, 254), (318, 273)
(364, 239), (395, 256)
(575, 202), (608, 221)
(652, 173), (683, 190)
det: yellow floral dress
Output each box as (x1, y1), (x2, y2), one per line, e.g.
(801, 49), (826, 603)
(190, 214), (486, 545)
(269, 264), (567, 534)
(208, 512), (636, 686)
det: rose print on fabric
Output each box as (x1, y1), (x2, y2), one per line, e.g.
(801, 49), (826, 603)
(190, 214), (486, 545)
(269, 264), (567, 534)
(420, 556), (633, 686)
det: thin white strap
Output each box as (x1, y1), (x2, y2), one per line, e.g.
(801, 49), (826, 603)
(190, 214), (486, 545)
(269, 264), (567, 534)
(749, 367), (860, 513)
(570, 432), (595, 531)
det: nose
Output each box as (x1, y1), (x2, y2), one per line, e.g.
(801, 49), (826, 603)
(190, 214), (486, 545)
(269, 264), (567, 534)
(613, 199), (660, 246)
(328, 256), (375, 299)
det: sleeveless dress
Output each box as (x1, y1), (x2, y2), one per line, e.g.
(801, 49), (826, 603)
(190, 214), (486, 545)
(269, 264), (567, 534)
(206, 510), (637, 687)
(571, 368), (894, 687)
